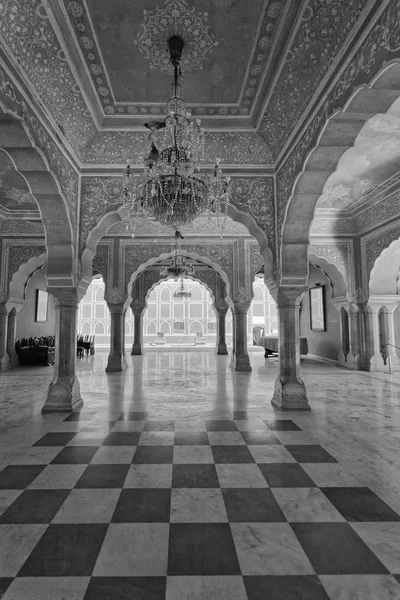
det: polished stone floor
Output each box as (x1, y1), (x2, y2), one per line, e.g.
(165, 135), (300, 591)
(0, 351), (400, 599)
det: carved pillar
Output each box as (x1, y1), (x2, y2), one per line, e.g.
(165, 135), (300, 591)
(0, 303), (8, 371)
(216, 309), (228, 355)
(367, 299), (400, 371)
(106, 303), (125, 372)
(272, 288), (310, 411)
(6, 303), (23, 368)
(131, 309), (144, 357)
(333, 301), (351, 367)
(42, 289), (83, 413)
(231, 303), (251, 371)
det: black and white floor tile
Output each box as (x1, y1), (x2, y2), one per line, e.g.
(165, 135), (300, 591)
(0, 412), (399, 599)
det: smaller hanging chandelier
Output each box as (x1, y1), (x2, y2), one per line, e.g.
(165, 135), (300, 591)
(160, 230), (194, 279)
(173, 278), (192, 299)
(123, 35), (230, 233)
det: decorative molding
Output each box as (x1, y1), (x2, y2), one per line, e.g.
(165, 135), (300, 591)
(82, 131), (272, 165)
(106, 286), (124, 304)
(309, 239), (355, 299)
(0, 220), (44, 235)
(361, 221), (400, 291)
(1, 239), (46, 299)
(3, 187), (37, 205)
(0, 65), (79, 236)
(259, 0), (370, 158)
(80, 177), (123, 248)
(276, 0), (400, 236)
(355, 191), (400, 234)
(107, 216), (249, 237)
(310, 218), (356, 236)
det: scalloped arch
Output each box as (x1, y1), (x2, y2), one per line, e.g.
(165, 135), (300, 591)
(280, 61), (400, 286)
(308, 254), (348, 300)
(369, 234), (400, 296)
(0, 108), (75, 282)
(8, 253), (47, 302)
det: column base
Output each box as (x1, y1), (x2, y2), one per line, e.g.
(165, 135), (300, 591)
(42, 378), (83, 413)
(230, 351), (252, 371)
(216, 342), (228, 355)
(271, 377), (310, 411)
(131, 344), (142, 356)
(0, 355), (12, 371)
(370, 352), (400, 372)
(106, 352), (124, 372)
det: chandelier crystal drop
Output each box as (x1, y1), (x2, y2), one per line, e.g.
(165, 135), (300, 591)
(160, 230), (195, 279)
(123, 35), (230, 232)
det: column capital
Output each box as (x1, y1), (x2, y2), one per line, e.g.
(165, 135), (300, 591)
(107, 302), (125, 315)
(47, 287), (79, 308)
(232, 302), (251, 313)
(367, 295), (400, 314)
(276, 287), (307, 308)
(130, 298), (145, 316)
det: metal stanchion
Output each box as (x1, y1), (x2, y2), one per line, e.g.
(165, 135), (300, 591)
(385, 341), (396, 375)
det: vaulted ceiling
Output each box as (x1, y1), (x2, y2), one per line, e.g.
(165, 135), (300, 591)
(0, 0), (399, 229)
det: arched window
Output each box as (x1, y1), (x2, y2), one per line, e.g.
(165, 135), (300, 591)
(161, 304), (170, 318)
(84, 288), (93, 302)
(147, 321), (157, 335)
(161, 287), (170, 302)
(148, 289), (157, 302)
(253, 286), (264, 302)
(174, 303), (184, 318)
(125, 320), (131, 335)
(173, 320), (184, 332)
(190, 286), (203, 301)
(189, 320), (203, 334)
(81, 304), (91, 319)
(95, 286), (104, 302)
(226, 320), (232, 334)
(160, 321), (170, 334)
(270, 320), (278, 335)
(95, 304), (105, 318)
(190, 304), (202, 318)
(147, 303), (157, 318)
(81, 321), (91, 335)
(95, 321), (105, 335)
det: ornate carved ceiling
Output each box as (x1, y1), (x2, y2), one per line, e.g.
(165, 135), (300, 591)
(0, 152), (40, 218)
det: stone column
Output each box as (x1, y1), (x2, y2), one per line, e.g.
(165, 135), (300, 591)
(216, 309), (228, 355)
(231, 303), (251, 371)
(42, 289), (83, 413)
(131, 309), (144, 356)
(272, 288), (310, 411)
(333, 301), (351, 367)
(106, 303), (125, 372)
(0, 303), (8, 371)
(6, 305), (22, 368)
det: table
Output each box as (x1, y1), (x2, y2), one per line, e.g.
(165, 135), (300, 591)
(259, 336), (308, 358)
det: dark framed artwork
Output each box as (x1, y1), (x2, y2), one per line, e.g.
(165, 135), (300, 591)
(309, 286), (325, 331)
(35, 289), (49, 323)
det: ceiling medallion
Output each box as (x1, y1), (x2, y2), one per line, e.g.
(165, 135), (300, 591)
(134, 0), (218, 72)
(123, 35), (230, 234)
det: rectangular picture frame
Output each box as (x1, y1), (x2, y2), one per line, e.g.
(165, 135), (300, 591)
(309, 286), (325, 331)
(35, 289), (48, 323)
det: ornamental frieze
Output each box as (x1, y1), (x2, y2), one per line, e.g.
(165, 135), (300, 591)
(0, 220), (45, 235)
(309, 241), (355, 299)
(123, 240), (234, 294)
(361, 222), (400, 291)
(276, 0), (400, 236)
(259, 0), (369, 159)
(355, 192), (400, 234)
(0, 241), (46, 298)
(310, 218), (356, 236)
(81, 131), (272, 165)
(107, 217), (249, 237)
(92, 242), (112, 294)
(80, 176), (275, 251)
(0, 66), (79, 237)
(0, 0), (95, 156)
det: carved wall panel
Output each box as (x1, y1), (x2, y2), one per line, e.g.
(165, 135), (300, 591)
(309, 240), (355, 299)
(361, 221), (400, 291)
(92, 241), (112, 294)
(0, 240), (46, 300)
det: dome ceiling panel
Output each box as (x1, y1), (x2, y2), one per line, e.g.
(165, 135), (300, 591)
(60, 0), (291, 124)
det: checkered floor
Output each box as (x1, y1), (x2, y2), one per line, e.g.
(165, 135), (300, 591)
(0, 411), (400, 599)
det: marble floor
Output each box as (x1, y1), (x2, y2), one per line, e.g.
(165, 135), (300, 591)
(0, 351), (400, 599)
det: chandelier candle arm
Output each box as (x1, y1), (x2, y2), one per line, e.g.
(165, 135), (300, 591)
(122, 35), (230, 233)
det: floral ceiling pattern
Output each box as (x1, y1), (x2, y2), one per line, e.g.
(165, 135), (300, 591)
(259, 0), (369, 160)
(0, 0), (95, 157)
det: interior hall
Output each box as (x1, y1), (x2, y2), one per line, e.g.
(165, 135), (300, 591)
(1, 1), (400, 599)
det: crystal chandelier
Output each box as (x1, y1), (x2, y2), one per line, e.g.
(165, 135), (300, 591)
(123, 35), (230, 232)
(173, 278), (192, 299)
(160, 230), (194, 279)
